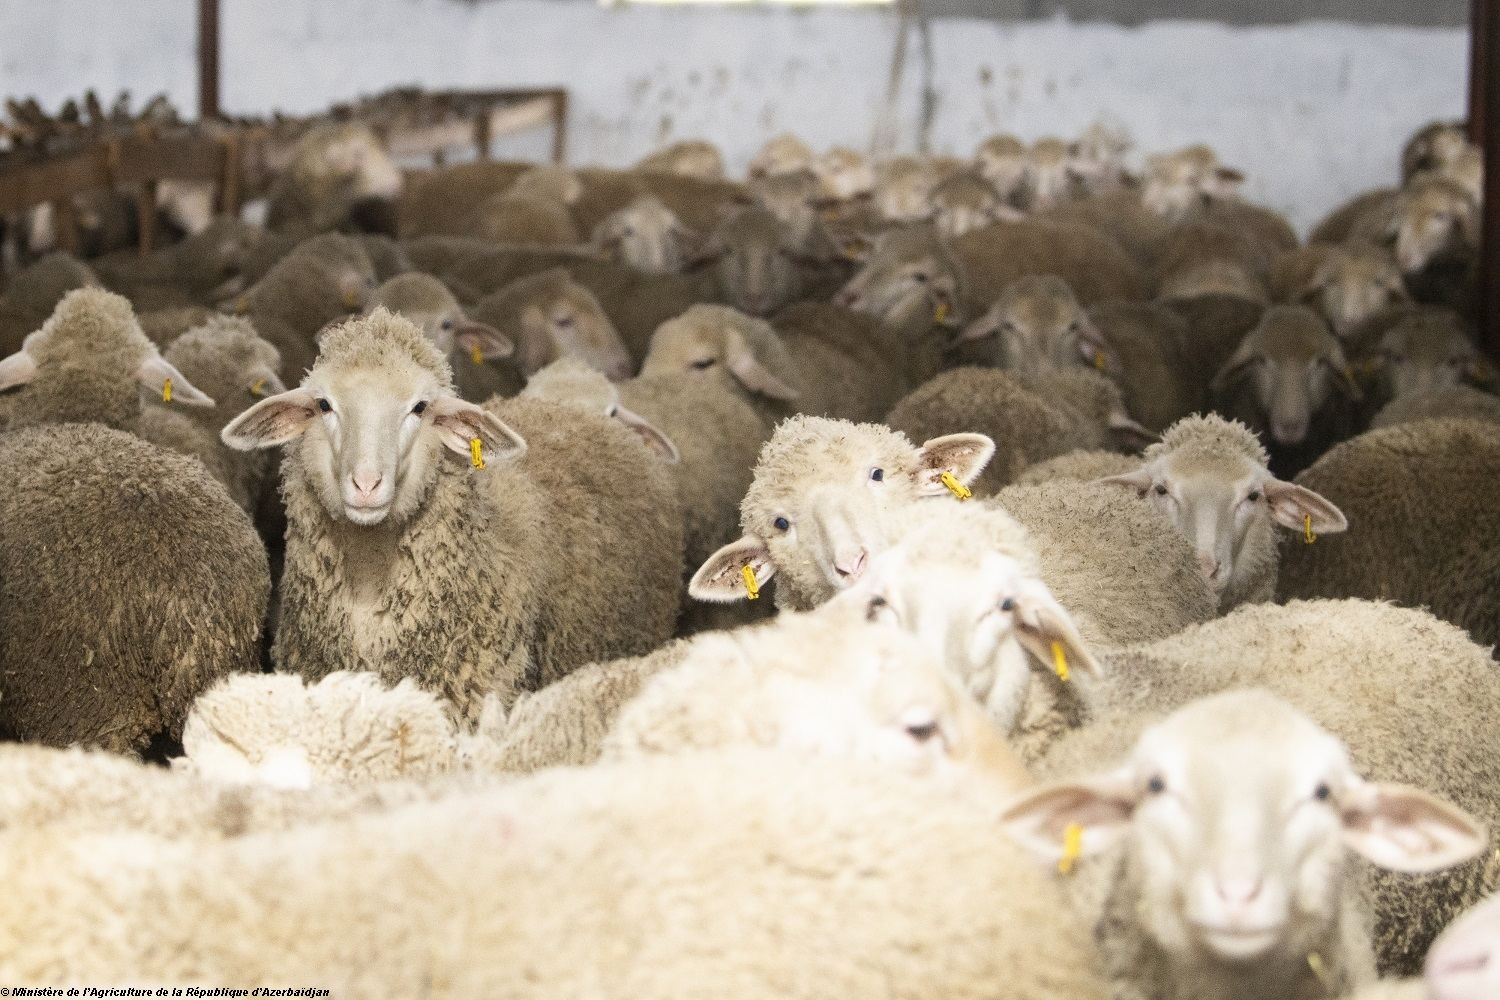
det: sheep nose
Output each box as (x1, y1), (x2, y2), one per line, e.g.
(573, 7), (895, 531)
(351, 472), (383, 499)
(1215, 876), (1264, 907)
(834, 548), (868, 582)
(1197, 552), (1220, 581)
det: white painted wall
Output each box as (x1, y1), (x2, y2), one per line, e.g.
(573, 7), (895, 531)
(0, 0), (1468, 232)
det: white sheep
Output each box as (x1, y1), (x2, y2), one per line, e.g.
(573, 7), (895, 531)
(1097, 413), (1347, 610)
(1003, 689), (1486, 1000)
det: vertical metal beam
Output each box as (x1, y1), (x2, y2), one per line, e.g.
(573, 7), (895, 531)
(1472, 0), (1488, 147)
(198, 0), (221, 119)
(1481, 0), (1500, 355)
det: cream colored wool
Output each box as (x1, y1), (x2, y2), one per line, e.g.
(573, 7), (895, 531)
(1371, 385), (1500, 428)
(0, 751), (1108, 1000)
(1016, 449), (1140, 485)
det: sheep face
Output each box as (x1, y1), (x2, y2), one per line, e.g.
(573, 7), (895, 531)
(370, 274), (512, 361)
(1383, 177), (1478, 275)
(1375, 310), (1491, 400)
(750, 170), (821, 249)
(1142, 145), (1244, 220)
(931, 172), (1013, 239)
(482, 270), (632, 382)
(748, 133), (814, 178)
(690, 417), (993, 608)
(961, 275), (1109, 378)
(1098, 421), (1345, 609)
(303, 122), (403, 203)
(1003, 691), (1486, 968)
(1402, 120), (1471, 182)
(506, 165), (583, 205)
(974, 135), (1028, 200)
(164, 318), (285, 416)
(1425, 892), (1500, 1000)
(1211, 306), (1359, 447)
(834, 227), (960, 334)
(835, 530), (1100, 735)
(638, 141), (725, 180)
(1300, 247), (1407, 338)
(641, 304), (801, 403)
(592, 196), (697, 276)
(874, 158), (936, 224)
(811, 147), (876, 202)
(222, 313), (526, 528)
(1020, 138), (1071, 210)
(697, 208), (802, 317)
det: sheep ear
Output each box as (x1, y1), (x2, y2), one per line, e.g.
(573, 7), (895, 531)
(221, 386), (321, 450)
(958, 312), (999, 343)
(725, 327), (800, 402)
(1096, 467), (1155, 496)
(1000, 771), (1139, 865)
(454, 322), (515, 362)
(914, 433), (994, 495)
(689, 535), (776, 604)
(1210, 339), (1260, 398)
(1075, 319), (1119, 376)
(0, 348), (38, 391)
(429, 396), (527, 464)
(1341, 780), (1487, 874)
(1107, 411), (1156, 450)
(138, 355), (215, 408)
(613, 404), (681, 463)
(247, 367), (287, 398)
(931, 285), (961, 329)
(1262, 479), (1347, 536)
(1009, 577), (1104, 682)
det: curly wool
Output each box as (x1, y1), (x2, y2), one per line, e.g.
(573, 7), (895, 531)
(1015, 449), (1139, 485)
(1144, 411), (1268, 466)
(1371, 386), (1500, 429)
(318, 307), (451, 385)
(0, 252), (99, 354)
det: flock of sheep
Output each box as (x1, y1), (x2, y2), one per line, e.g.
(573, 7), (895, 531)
(0, 107), (1496, 1000)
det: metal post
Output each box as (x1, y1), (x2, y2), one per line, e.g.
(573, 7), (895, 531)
(1481, 0), (1500, 355)
(199, 0), (221, 119)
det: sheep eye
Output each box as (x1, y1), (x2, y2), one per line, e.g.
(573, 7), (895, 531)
(905, 719), (940, 742)
(441, 319), (454, 331)
(999, 597), (1016, 612)
(554, 315), (575, 329)
(412, 401), (427, 416)
(773, 516), (791, 532)
(865, 595), (889, 622)
(317, 398), (332, 414)
(1146, 775), (1167, 795)
(690, 358), (716, 370)
(870, 468), (884, 482)
(1314, 782), (1332, 802)
(911, 271), (930, 284)
(1154, 484), (1168, 496)
(1246, 490), (1261, 502)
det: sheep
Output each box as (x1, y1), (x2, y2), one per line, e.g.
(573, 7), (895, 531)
(1349, 175), (1478, 281)
(1030, 598), (1500, 975)
(222, 309), (683, 719)
(1418, 891), (1500, 1000)
(1271, 243), (1409, 338)
(694, 205), (809, 316)
(1359, 306), (1490, 403)
(640, 302), (908, 428)
(1371, 385), (1500, 429)
(175, 671), (458, 788)
(930, 170), (1017, 237)
(1019, 136), (1072, 210)
(810, 145), (876, 202)
(1210, 304), (1363, 472)
(1277, 417), (1500, 650)
(884, 366), (1152, 496)
(1068, 121), (1134, 193)
(465, 267), (634, 402)
(1159, 290), (1266, 391)
(832, 495), (1212, 738)
(136, 304), (215, 347)
(469, 191), (581, 245)
(748, 168), (826, 251)
(1141, 144), (1246, 219)
(265, 121), (403, 236)
(566, 256), (720, 364)
(636, 139), (726, 180)
(872, 156), (938, 223)
(520, 357), (680, 462)
(367, 271), (514, 378)
(748, 131), (815, 177)
(1015, 448), (1140, 485)
(833, 224), (965, 337)
(690, 415), (994, 611)
(1402, 119), (1472, 183)
(1417, 142), (1483, 203)
(505, 164), (585, 206)
(1096, 413), (1347, 610)
(1311, 187), (1400, 246)
(0, 419), (269, 753)
(136, 315), (287, 512)
(974, 133), (1030, 203)
(92, 216), (265, 310)
(958, 275), (1194, 431)
(602, 601), (1034, 797)
(0, 251), (99, 354)
(1150, 219), (1273, 301)
(1037, 189), (1174, 269)
(0, 287), (216, 432)
(0, 750), (1108, 999)
(234, 232), (378, 380)
(1002, 689), (1487, 1000)
(590, 194), (698, 275)
(395, 160), (533, 238)
(1193, 196), (1300, 259)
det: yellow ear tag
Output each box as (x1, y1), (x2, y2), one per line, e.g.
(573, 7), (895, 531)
(1051, 640), (1070, 682)
(249, 378), (267, 398)
(939, 471), (972, 501)
(470, 343), (484, 366)
(1059, 822), (1084, 876)
(933, 300), (951, 324)
(1306, 952), (1329, 986)
(1093, 350), (1107, 372)
(162, 378), (173, 404)
(233, 296), (249, 315)
(1303, 514), (1316, 545)
(741, 564), (760, 601)
(470, 437), (485, 470)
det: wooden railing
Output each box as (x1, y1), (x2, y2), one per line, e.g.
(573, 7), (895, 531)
(0, 87), (569, 262)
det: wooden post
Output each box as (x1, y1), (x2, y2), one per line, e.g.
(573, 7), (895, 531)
(1472, 0), (1487, 147)
(1481, 0), (1500, 356)
(550, 90), (568, 165)
(199, 0), (221, 119)
(137, 179), (159, 256)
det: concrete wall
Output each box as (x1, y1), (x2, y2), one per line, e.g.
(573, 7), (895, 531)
(0, 0), (1469, 233)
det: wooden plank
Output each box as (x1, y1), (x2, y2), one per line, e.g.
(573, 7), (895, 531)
(0, 146), (112, 212)
(115, 134), (225, 184)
